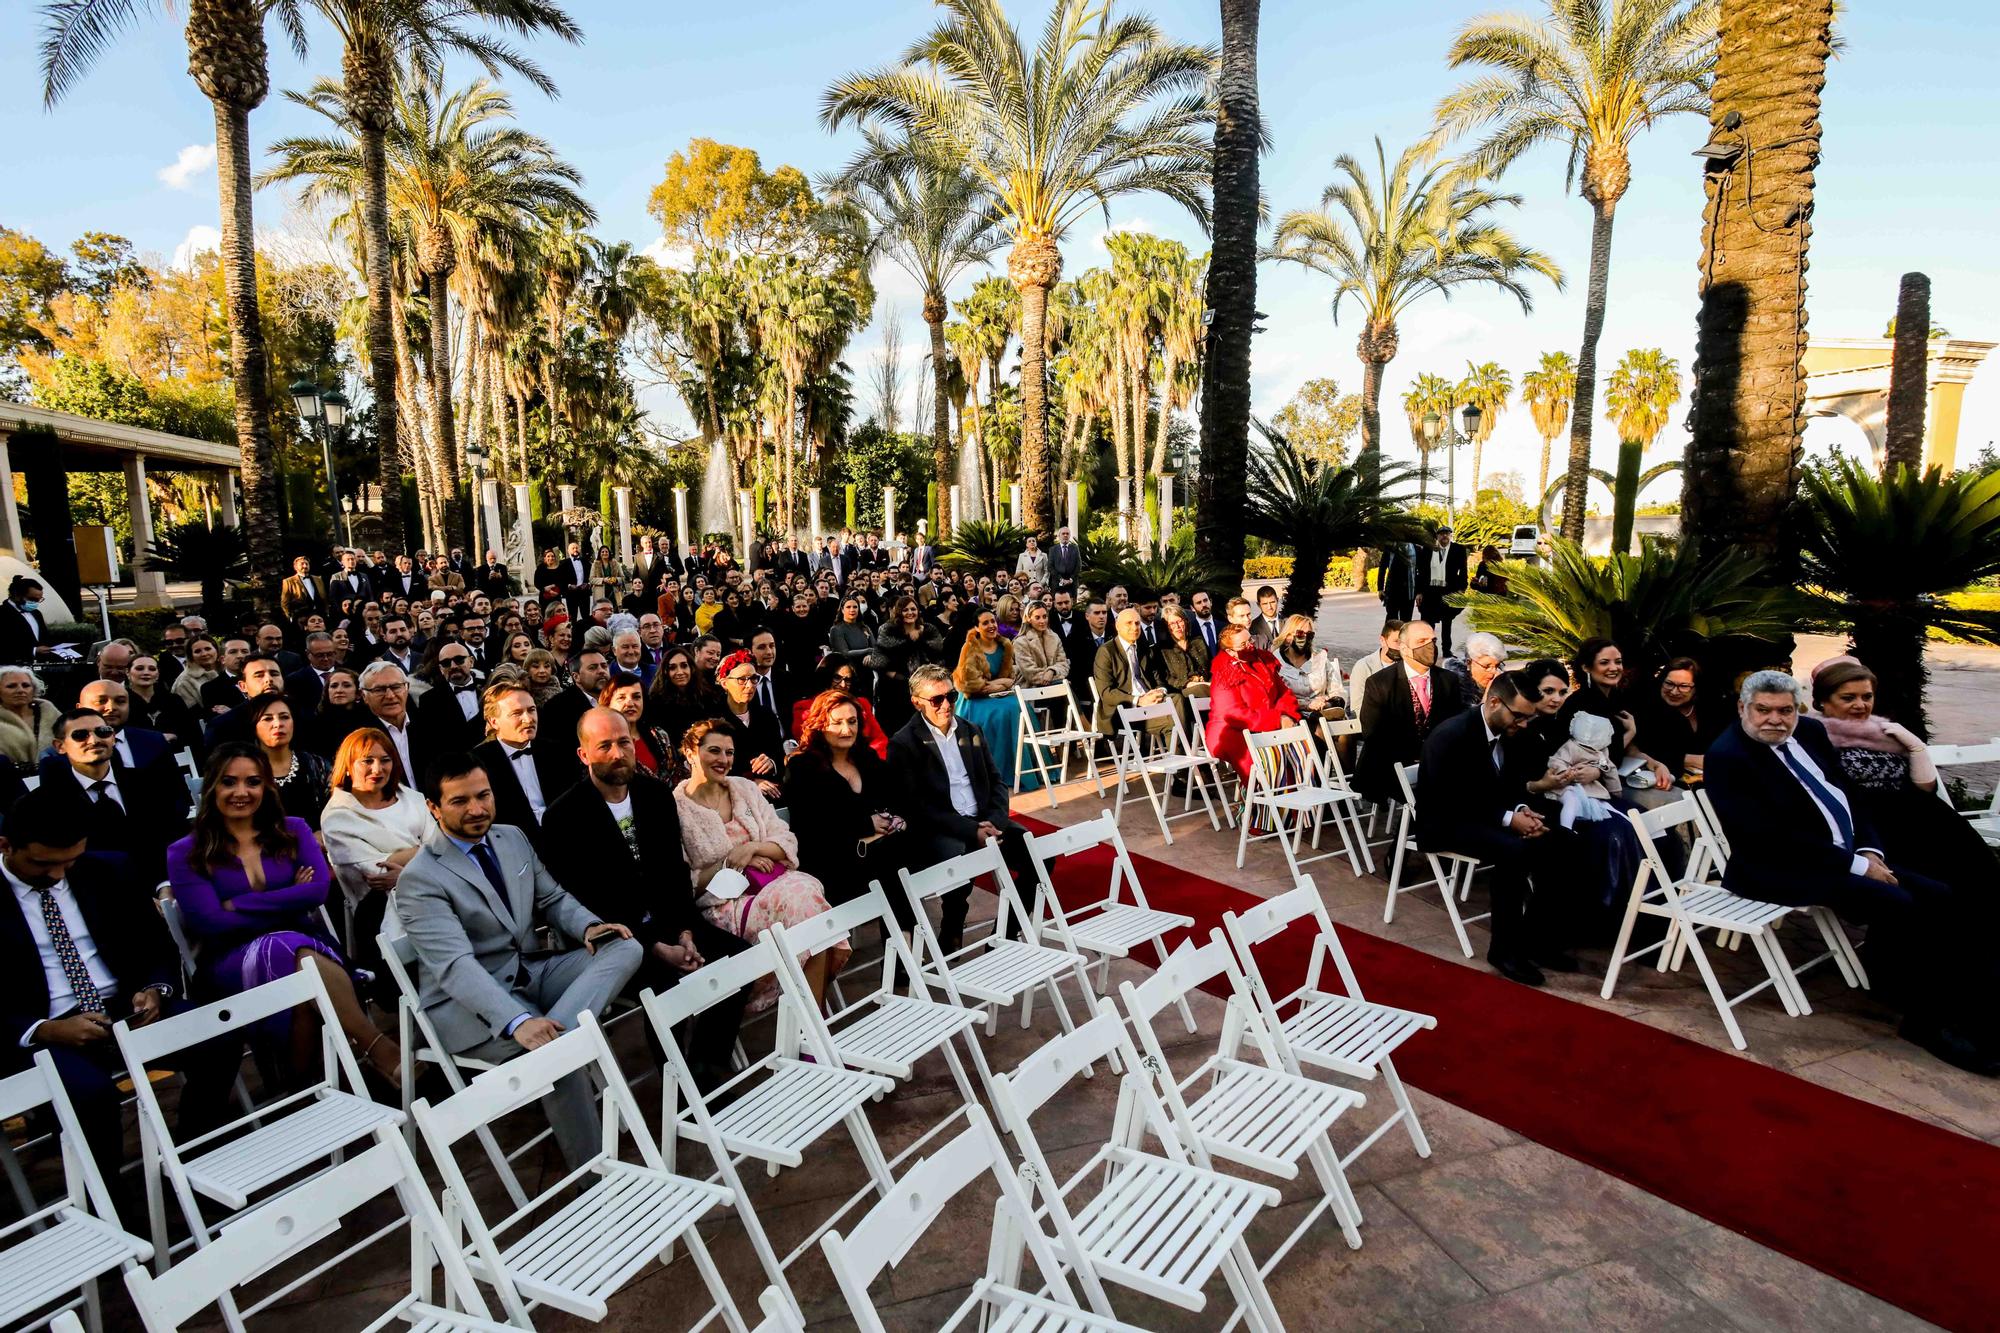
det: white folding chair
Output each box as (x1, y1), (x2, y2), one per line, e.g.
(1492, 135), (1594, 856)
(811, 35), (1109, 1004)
(821, 1104), (1151, 1333)
(985, 1004), (1286, 1332)
(0, 1053), (153, 1333)
(120, 1126), (508, 1333)
(1014, 681), (1105, 806)
(1024, 811), (1197, 1030)
(640, 937), (896, 1322)
(765, 885), (987, 1108)
(899, 839), (1104, 1050)
(1221, 880), (1437, 1170)
(1236, 724), (1374, 880)
(1118, 935), (1369, 1261)
(412, 1012), (747, 1329)
(1110, 700), (1233, 844)
(113, 966), (402, 1330)
(1385, 762), (1486, 957)
(1930, 737), (2000, 844)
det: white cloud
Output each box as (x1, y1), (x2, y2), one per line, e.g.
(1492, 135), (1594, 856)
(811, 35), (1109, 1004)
(171, 225), (221, 271)
(157, 143), (216, 191)
(641, 238), (694, 271)
(1088, 216), (1157, 255)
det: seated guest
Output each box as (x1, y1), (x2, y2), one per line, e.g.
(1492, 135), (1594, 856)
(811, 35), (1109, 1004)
(472, 683), (577, 848)
(598, 670), (676, 778)
(0, 665), (59, 765)
(1154, 605), (1212, 701)
(320, 727), (429, 966)
(674, 720), (846, 1008)
(202, 652), (288, 748)
(543, 709), (749, 1091)
(171, 637), (223, 713)
(713, 652), (786, 802)
(358, 661), (440, 786)
(954, 608), (1029, 790)
(1557, 638), (1675, 790)
(523, 647), (564, 705)
(77, 677), (184, 797)
(872, 595), (946, 734)
(1706, 671), (1999, 1074)
(540, 648), (609, 753)
(1636, 657), (1726, 784)
(396, 753), (643, 1168)
(1012, 599), (1069, 692)
(245, 694), (332, 829)
(167, 744), (402, 1087)
(126, 654), (198, 753)
(1273, 613), (1342, 723)
(1205, 623), (1301, 783)
(645, 645), (722, 753)
(825, 596), (877, 697)
(414, 638), (487, 752)
(1810, 655), (1995, 895)
(304, 666), (368, 757)
(785, 689), (913, 927)
(887, 665), (1040, 954)
(44, 706), (190, 884)
(1439, 631), (1507, 703)
(198, 638), (253, 715)
(1346, 620), (1402, 708)
(1355, 620), (1461, 803)
(789, 660), (889, 760)
(1092, 608), (1174, 744)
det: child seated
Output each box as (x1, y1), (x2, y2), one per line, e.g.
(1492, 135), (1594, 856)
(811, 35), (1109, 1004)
(1549, 712), (1621, 829)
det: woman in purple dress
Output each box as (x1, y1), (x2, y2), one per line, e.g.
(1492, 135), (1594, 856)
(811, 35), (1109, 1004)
(167, 743), (401, 1088)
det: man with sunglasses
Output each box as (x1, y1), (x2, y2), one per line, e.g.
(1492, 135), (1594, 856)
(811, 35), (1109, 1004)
(886, 664), (1039, 954)
(44, 706), (190, 884)
(416, 640), (487, 751)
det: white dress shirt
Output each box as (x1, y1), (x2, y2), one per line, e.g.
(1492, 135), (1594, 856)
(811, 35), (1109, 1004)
(504, 743), (547, 821)
(69, 764), (124, 812)
(927, 717), (979, 819)
(7, 863), (117, 1041)
(379, 718), (415, 786)
(1430, 548), (1450, 584)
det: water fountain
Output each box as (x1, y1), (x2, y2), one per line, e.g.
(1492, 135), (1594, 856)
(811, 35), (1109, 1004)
(956, 435), (987, 524)
(699, 438), (733, 541)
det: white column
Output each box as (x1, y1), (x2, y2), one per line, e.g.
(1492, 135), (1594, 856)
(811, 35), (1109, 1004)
(808, 488), (823, 543)
(1115, 476), (1132, 543)
(1008, 483), (1022, 528)
(949, 484), (964, 532)
(1157, 472), (1175, 557)
(672, 487), (690, 552)
(0, 433), (22, 557)
(125, 455), (166, 605)
(217, 471), (239, 526)
(480, 479), (504, 561)
(1066, 479), (1080, 538)
(614, 486), (634, 567)
(882, 486), (896, 545)
(558, 484), (576, 511)
(737, 489), (754, 556)
(511, 481), (534, 572)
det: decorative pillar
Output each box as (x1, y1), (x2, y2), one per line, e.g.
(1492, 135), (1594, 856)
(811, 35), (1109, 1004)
(1008, 483), (1022, 528)
(1157, 472), (1176, 557)
(949, 484), (964, 532)
(882, 486), (896, 544)
(0, 432), (22, 557)
(737, 489), (754, 555)
(125, 455), (166, 605)
(614, 486), (634, 567)
(808, 488), (823, 543)
(480, 479), (504, 561)
(511, 481), (534, 571)
(1065, 479), (1080, 537)
(217, 471), (239, 526)
(558, 483), (576, 511)
(672, 486), (690, 552)
(1115, 475), (1132, 543)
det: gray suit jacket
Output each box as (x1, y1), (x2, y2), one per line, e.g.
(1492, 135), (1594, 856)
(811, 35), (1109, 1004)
(395, 822), (601, 1051)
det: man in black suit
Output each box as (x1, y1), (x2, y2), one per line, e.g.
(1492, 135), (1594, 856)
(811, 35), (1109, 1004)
(474, 550), (512, 600)
(1246, 585), (1282, 653)
(42, 708), (191, 885)
(0, 576), (54, 665)
(358, 661), (440, 788)
(543, 708), (749, 1089)
(328, 551), (372, 609)
(472, 683), (577, 850)
(415, 639), (487, 752)
(284, 633), (342, 716)
(203, 653), (288, 748)
(379, 552), (428, 603)
(1355, 619), (1462, 803)
(75, 678), (190, 821)
(253, 622), (306, 677)
(540, 649), (610, 755)
(1416, 671), (1575, 987)
(1187, 590), (1222, 660)
(1067, 600), (1110, 718)
(1414, 527), (1469, 656)
(1705, 670), (2000, 1073)
(1047, 526), (1081, 594)
(561, 542), (592, 621)
(887, 665), (1039, 953)
(373, 613), (421, 677)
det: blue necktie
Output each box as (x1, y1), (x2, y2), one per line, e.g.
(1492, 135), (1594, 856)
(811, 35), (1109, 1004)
(1778, 744), (1854, 851)
(469, 841), (509, 900)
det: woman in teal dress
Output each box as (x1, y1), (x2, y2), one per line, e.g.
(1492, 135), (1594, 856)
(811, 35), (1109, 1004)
(953, 609), (1038, 792)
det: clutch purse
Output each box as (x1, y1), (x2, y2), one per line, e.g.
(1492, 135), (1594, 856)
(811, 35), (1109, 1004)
(706, 866), (751, 900)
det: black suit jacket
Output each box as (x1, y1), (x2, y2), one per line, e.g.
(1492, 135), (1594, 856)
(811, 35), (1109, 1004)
(1, 858), (179, 1053)
(378, 570), (428, 602)
(471, 737), (579, 850)
(415, 678), (488, 753)
(35, 756), (190, 885)
(475, 563), (513, 599)
(887, 713), (1011, 847)
(537, 684), (596, 754)
(284, 667), (332, 717)
(0, 602), (45, 665)
(541, 774), (701, 948)
(1415, 543), (1469, 602)
(1069, 633), (1110, 714)
(1703, 717), (1880, 907)
(1048, 542), (1082, 586)
(1356, 662), (1463, 802)
(1415, 707), (1537, 856)
(328, 573), (372, 607)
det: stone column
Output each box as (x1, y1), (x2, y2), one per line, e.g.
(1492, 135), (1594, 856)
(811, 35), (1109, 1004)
(1115, 476), (1132, 543)
(614, 486), (634, 566)
(1008, 483), (1022, 528)
(511, 481), (534, 573)
(558, 484), (576, 511)
(1065, 479), (1081, 537)
(480, 479), (504, 562)
(1157, 472), (1176, 557)
(882, 486), (896, 545)
(0, 432), (22, 557)
(217, 471), (239, 526)
(949, 484), (964, 532)
(672, 487), (690, 552)
(808, 488), (823, 543)
(125, 455), (166, 605)
(737, 489), (754, 555)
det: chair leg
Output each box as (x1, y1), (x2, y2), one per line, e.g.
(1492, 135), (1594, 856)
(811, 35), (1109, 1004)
(1432, 859), (1476, 959)
(1303, 1135), (1363, 1249)
(682, 1223), (752, 1333)
(1378, 1054), (1431, 1158)
(1757, 927), (1812, 1017)
(1678, 924), (1749, 1051)
(1601, 893), (1651, 1001)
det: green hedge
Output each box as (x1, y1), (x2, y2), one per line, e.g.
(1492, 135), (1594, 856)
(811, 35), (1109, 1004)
(1240, 553), (1367, 590)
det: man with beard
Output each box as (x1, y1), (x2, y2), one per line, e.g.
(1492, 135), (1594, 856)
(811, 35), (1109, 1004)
(1355, 619), (1462, 804)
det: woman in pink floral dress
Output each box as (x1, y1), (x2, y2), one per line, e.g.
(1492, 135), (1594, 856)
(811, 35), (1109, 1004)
(674, 718), (848, 1010)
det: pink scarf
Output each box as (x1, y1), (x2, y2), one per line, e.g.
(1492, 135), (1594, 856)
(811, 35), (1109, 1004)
(1818, 714), (1903, 753)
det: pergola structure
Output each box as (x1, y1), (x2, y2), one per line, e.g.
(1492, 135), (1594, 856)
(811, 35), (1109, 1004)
(0, 401), (240, 608)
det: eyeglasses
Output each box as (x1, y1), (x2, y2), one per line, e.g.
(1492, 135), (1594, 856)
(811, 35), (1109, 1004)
(1661, 680), (1695, 693)
(723, 672), (757, 685)
(918, 689), (959, 709)
(439, 654), (472, 666)
(67, 726), (116, 742)
(363, 683), (408, 695)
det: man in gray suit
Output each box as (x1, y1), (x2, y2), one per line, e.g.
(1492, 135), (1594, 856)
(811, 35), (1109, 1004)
(395, 751), (642, 1169)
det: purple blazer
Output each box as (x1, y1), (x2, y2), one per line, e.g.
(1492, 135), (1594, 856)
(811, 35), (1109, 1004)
(167, 817), (335, 958)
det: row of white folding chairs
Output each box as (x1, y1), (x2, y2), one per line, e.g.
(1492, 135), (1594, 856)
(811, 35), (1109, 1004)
(1236, 720), (1374, 883)
(1929, 735), (2000, 846)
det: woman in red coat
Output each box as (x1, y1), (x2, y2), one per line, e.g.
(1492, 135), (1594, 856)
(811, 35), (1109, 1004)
(1205, 623), (1302, 782)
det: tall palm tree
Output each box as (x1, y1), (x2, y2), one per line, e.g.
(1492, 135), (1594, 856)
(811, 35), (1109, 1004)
(40, 0), (287, 580)
(825, 131), (1003, 537)
(1435, 0), (1719, 543)
(1456, 360), (1512, 498)
(823, 0), (1217, 535)
(1266, 139), (1562, 459)
(1402, 371), (1456, 506)
(1682, 0), (1832, 557)
(1153, 245), (1207, 480)
(1520, 349), (1576, 501)
(1196, 0), (1260, 573)
(1603, 347), (1682, 553)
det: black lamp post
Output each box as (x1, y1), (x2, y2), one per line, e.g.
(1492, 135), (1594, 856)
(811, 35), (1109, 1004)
(289, 376), (348, 547)
(1421, 400), (1485, 512)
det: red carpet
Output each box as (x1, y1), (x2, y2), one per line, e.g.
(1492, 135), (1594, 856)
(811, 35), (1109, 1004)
(1018, 815), (2000, 1332)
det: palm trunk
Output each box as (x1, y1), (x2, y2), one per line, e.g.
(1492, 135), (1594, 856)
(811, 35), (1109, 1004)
(1359, 353), (1387, 459)
(1470, 438), (1485, 500)
(1851, 605), (1929, 738)
(1537, 433), (1554, 504)
(427, 270), (466, 551)
(1196, 0), (1259, 574)
(1562, 195), (1619, 541)
(925, 296), (953, 538)
(210, 98), (282, 587)
(355, 118), (404, 553)
(514, 390), (529, 483)
(1150, 351), (1178, 477)
(1009, 237), (1061, 536)
(1883, 272), (1930, 472)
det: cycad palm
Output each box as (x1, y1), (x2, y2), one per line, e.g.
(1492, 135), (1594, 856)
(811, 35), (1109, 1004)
(1520, 350), (1577, 500)
(1603, 347), (1682, 552)
(1246, 422), (1421, 620)
(1434, 0), (1719, 542)
(1266, 138), (1562, 458)
(1456, 360), (1513, 498)
(823, 0), (1217, 534)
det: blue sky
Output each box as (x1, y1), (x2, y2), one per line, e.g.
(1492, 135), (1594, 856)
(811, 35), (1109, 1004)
(4, 1), (1996, 499)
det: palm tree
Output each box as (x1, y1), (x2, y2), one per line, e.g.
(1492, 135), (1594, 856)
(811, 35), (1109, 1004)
(40, 0), (286, 582)
(1682, 0), (1833, 556)
(1153, 245), (1206, 480)
(1435, 0), (1719, 543)
(823, 0), (1217, 535)
(1402, 371), (1455, 504)
(1245, 422), (1422, 620)
(825, 131), (1003, 538)
(1456, 360), (1512, 498)
(1882, 273), (1931, 471)
(1520, 350), (1576, 501)
(1266, 139), (1562, 459)
(1603, 347), (1682, 553)
(1196, 0), (1261, 574)
(960, 276), (1018, 515)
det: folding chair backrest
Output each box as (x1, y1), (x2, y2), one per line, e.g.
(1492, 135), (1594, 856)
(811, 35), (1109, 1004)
(989, 1004), (1131, 1122)
(118, 965), (333, 1070)
(1631, 792), (1721, 886)
(1395, 761), (1422, 810)
(1245, 723), (1321, 794)
(900, 837), (1040, 946)
(1024, 810), (1147, 927)
(641, 931), (787, 1032)
(1223, 876), (1366, 1006)
(411, 1010), (641, 1156)
(1017, 682), (1081, 733)
(1929, 738), (2000, 814)
(1121, 934), (1233, 1026)
(121, 1131), (491, 1333)
(1320, 716), (1361, 741)
(1692, 786), (1733, 862)
(19, 773), (38, 792)
(1, 1052), (121, 1225)
(154, 889), (200, 980)
(1116, 700), (1178, 732)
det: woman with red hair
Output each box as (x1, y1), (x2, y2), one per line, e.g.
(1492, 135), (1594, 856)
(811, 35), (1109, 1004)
(788, 659), (889, 759)
(783, 689), (913, 925)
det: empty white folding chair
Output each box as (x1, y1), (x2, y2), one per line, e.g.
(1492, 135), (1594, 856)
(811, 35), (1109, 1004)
(1024, 810), (1197, 1031)
(985, 1003), (1286, 1332)
(0, 1053), (153, 1333)
(120, 1126), (509, 1333)
(1110, 700), (1233, 844)
(114, 965), (402, 1319)
(1221, 880), (1436, 1171)
(1929, 737), (2000, 844)
(412, 1011), (747, 1329)
(1118, 935), (1369, 1260)
(175, 750), (201, 803)
(640, 936), (896, 1322)
(1014, 681), (1106, 806)
(1236, 724), (1373, 880)
(765, 885), (987, 1107)
(1384, 762), (1486, 957)
(821, 1103), (1151, 1333)
(899, 839), (1104, 1049)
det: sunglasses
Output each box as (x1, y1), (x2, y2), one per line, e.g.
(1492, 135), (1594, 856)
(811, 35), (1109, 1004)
(919, 689), (959, 708)
(439, 654), (472, 666)
(68, 725), (116, 742)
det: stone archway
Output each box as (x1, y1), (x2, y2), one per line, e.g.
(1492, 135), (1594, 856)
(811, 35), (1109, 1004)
(1802, 337), (1993, 470)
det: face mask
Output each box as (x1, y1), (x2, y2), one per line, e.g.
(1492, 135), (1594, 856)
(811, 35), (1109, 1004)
(1410, 642), (1437, 667)
(22, 600), (38, 611)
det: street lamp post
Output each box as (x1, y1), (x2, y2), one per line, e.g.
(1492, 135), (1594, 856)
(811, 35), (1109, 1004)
(1420, 402), (1483, 513)
(339, 494), (356, 548)
(289, 376), (349, 547)
(465, 441), (487, 560)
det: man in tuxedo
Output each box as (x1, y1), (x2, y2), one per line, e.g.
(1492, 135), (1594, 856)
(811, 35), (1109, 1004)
(1051, 590), (1080, 646)
(156, 620), (193, 691)
(542, 708), (750, 1089)
(1705, 671), (2000, 1073)
(358, 661), (438, 786)
(327, 551), (372, 610)
(381, 552), (427, 603)
(1355, 619), (1461, 803)
(561, 542), (592, 621)
(1415, 527), (1469, 656)
(1047, 527), (1081, 594)
(284, 633), (342, 716)
(473, 684), (578, 849)
(415, 640), (487, 752)
(475, 550), (512, 600)
(280, 555), (327, 623)
(0, 576), (53, 664)
(1417, 671), (1576, 987)
(43, 707), (190, 884)
(888, 665), (1040, 953)
(1186, 590), (1222, 660)
(1379, 540), (1419, 623)
(253, 622), (306, 676)
(76, 679), (185, 809)
(772, 536), (805, 579)
(542, 649), (610, 753)
(745, 628), (792, 741)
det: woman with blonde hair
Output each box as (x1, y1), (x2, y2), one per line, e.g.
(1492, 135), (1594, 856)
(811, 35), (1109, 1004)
(0, 664), (58, 764)
(953, 606), (1030, 790)
(523, 647), (564, 704)
(1274, 613), (1343, 723)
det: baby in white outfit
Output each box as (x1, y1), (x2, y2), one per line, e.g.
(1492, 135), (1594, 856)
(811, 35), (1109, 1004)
(1548, 712), (1620, 828)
